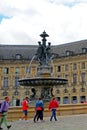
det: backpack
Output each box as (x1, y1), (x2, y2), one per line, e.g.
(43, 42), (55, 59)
(0, 102), (2, 108)
(0, 101), (6, 112)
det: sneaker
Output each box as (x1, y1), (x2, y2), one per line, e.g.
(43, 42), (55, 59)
(7, 125), (11, 129)
(19, 118), (22, 122)
(34, 120), (36, 123)
(26, 120), (29, 123)
(0, 128), (3, 130)
(41, 120), (45, 122)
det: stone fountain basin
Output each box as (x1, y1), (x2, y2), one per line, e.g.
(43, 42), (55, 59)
(19, 77), (68, 86)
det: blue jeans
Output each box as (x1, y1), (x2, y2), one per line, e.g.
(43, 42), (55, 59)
(50, 109), (57, 121)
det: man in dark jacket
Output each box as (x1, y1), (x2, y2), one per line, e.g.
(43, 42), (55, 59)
(33, 97), (44, 123)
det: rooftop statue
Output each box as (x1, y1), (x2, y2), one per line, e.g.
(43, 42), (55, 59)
(36, 31), (52, 65)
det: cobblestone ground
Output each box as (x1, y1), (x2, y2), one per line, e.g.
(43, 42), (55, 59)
(2, 114), (87, 130)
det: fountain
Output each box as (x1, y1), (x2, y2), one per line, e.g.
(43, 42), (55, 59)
(19, 31), (68, 101)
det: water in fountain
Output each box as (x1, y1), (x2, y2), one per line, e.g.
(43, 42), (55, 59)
(29, 55), (36, 67)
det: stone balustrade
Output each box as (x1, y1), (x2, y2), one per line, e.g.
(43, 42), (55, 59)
(7, 103), (87, 121)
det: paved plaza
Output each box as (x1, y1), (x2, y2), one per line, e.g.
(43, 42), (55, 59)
(2, 114), (87, 130)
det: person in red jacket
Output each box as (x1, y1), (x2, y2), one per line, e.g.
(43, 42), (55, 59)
(48, 97), (59, 121)
(21, 97), (29, 122)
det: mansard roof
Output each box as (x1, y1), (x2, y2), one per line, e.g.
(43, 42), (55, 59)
(0, 39), (87, 60)
(52, 39), (87, 57)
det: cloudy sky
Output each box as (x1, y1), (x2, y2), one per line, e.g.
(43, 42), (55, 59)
(0, 0), (87, 45)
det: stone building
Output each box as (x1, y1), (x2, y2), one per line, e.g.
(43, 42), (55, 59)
(0, 39), (87, 105)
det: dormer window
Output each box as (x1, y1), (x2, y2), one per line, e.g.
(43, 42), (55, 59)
(66, 50), (70, 56)
(15, 54), (22, 60)
(66, 50), (73, 56)
(82, 48), (87, 54)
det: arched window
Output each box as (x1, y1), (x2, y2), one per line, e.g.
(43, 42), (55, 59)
(64, 88), (68, 93)
(3, 91), (8, 96)
(56, 89), (60, 94)
(15, 54), (22, 60)
(14, 91), (19, 96)
(80, 87), (85, 92)
(72, 88), (76, 93)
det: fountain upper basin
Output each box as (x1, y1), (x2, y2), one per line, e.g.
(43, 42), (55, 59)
(19, 77), (68, 87)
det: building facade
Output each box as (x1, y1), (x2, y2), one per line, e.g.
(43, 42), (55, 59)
(0, 40), (87, 105)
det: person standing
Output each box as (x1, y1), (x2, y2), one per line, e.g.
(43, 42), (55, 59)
(21, 97), (29, 122)
(33, 97), (44, 123)
(48, 97), (59, 121)
(0, 96), (11, 130)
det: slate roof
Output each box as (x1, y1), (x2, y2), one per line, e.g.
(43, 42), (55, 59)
(0, 39), (87, 60)
(52, 39), (87, 57)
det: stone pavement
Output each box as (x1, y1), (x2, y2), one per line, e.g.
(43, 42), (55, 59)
(2, 114), (87, 130)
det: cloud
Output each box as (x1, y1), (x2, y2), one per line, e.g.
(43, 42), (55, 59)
(0, 0), (87, 45)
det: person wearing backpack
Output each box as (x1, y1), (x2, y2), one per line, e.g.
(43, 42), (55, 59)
(33, 97), (44, 123)
(0, 97), (11, 130)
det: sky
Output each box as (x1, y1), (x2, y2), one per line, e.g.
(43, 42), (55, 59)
(0, 0), (87, 45)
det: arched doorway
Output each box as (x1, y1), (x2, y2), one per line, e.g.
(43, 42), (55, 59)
(63, 96), (69, 104)
(71, 96), (77, 103)
(80, 96), (86, 103)
(16, 99), (20, 106)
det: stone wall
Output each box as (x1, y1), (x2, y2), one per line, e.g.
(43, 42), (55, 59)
(7, 103), (87, 121)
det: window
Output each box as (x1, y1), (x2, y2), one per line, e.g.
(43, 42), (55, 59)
(72, 88), (76, 93)
(81, 72), (85, 84)
(64, 88), (68, 93)
(72, 96), (77, 103)
(65, 74), (68, 79)
(57, 66), (61, 72)
(14, 91), (19, 96)
(4, 67), (9, 74)
(73, 63), (77, 70)
(73, 73), (77, 84)
(50, 67), (53, 73)
(56, 89), (60, 94)
(3, 91), (8, 96)
(15, 54), (22, 60)
(66, 50), (70, 56)
(82, 48), (87, 54)
(14, 77), (19, 87)
(63, 97), (69, 104)
(80, 87), (85, 92)
(65, 64), (68, 71)
(57, 97), (60, 103)
(3, 77), (9, 88)
(15, 67), (20, 74)
(81, 62), (85, 69)
(80, 96), (86, 103)
(66, 50), (73, 56)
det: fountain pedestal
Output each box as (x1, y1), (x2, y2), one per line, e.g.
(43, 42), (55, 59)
(37, 65), (52, 77)
(36, 65), (53, 100)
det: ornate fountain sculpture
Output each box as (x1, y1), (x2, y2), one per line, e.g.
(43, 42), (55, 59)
(19, 31), (68, 100)
(36, 31), (51, 66)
